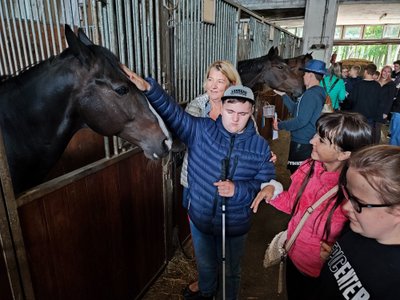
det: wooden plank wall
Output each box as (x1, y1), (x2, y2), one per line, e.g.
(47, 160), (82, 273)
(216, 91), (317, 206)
(171, 152), (191, 244)
(0, 243), (13, 300)
(17, 152), (166, 300)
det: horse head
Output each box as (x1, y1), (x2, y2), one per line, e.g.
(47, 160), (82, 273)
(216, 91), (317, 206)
(65, 25), (172, 160)
(285, 52), (314, 76)
(238, 47), (304, 97)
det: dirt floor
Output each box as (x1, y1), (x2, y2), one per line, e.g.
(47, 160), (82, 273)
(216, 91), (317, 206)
(142, 125), (390, 300)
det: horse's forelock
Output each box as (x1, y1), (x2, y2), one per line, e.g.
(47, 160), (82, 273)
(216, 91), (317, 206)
(89, 45), (121, 70)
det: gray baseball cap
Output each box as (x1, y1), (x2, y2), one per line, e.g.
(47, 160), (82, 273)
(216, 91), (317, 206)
(221, 85), (255, 103)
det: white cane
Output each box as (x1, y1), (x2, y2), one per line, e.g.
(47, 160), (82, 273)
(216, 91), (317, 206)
(220, 159), (228, 300)
(222, 198), (226, 300)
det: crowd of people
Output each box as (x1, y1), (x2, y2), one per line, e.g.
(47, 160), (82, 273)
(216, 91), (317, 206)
(256, 58), (400, 300)
(123, 55), (400, 300)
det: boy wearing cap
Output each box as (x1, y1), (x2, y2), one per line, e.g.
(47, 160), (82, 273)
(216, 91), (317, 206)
(273, 59), (326, 174)
(126, 71), (275, 299)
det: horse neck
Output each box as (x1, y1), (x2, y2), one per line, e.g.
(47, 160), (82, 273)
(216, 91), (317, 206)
(1, 59), (83, 168)
(22, 58), (80, 123)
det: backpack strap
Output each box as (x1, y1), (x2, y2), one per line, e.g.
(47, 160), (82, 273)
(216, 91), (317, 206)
(322, 77), (340, 94)
(321, 78), (328, 93)
(329, 78), (340, 92)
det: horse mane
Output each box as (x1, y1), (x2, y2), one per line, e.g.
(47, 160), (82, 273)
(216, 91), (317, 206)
(0, 56), (57, 83)
(238, 53), (284, 75)
(1, 43), (122, 87)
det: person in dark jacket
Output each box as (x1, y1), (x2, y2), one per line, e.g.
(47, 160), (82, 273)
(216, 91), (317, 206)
(341, 65), (362, 111)
(273, 59), (326, 174)
(391, 60), (400, 83)
(348, 63), (382, 143)
(390, 60), (400, 146)
(125, 69), (275, 300)
(376, 65), (397, 142)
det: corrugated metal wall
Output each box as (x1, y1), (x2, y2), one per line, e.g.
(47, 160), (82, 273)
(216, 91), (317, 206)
(169, 1), (303, 103)
(0, 0), (302, 103)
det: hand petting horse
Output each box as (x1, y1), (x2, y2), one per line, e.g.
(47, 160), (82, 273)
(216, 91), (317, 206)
(0, 25), (172, 194)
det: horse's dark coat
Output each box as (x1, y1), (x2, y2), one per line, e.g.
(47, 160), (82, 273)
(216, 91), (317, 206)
(284, 52), (313, 75)
(0, 25), (170, 194)
(238, 47), (306, 97)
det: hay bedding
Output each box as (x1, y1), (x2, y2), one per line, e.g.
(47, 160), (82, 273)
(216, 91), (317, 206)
(142, 245), (197, 299)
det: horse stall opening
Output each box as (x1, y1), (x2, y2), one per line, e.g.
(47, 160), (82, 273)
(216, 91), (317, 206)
(236, 11), (304, 141)
(0, 1), (303, 299)
(0, 0), (172, 299)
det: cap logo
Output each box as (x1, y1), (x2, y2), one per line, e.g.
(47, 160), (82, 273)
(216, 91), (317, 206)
(222, 84), (255, 102)
(231, 89), (247, 96)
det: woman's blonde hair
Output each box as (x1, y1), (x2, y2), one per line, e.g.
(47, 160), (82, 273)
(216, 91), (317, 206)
(328, 62), (342, 78)
(203, 60), (242, 90)
(378, 65), (393, 85)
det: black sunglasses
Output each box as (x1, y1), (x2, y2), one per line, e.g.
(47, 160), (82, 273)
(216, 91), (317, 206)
(340, 184), (393, 213)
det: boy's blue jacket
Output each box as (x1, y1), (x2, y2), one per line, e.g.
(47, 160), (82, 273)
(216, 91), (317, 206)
(144, 78), (275, 236)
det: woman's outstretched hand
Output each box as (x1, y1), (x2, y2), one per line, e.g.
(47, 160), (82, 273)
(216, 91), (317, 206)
(251, 185), (275, 213)
(121, 64), (150, 91)
(270, 151), (277, 164)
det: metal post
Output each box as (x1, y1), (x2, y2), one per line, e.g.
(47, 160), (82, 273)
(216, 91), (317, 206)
(0, 128), (35, 300)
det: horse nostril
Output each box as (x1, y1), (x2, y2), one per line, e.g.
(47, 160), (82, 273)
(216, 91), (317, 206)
(164, 138), (173, 151)
(162, 139), (171, 153)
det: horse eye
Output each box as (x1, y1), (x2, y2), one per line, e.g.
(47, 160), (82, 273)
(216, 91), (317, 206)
(115, 86), (129, 96)
(277, 65), (284, 70)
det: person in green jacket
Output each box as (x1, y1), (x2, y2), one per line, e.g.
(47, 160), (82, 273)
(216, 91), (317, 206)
(320, 62), (346, 110)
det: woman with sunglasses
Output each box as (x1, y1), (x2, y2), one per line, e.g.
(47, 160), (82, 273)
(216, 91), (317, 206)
(251, 111), (373, 299)
(316, 145), (400, 299)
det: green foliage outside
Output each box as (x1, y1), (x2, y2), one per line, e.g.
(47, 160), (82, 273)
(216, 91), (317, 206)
(334, 24), (400, 70)
(334, 44), (400, 71)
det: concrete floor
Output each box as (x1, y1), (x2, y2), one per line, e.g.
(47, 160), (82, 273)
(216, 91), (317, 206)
(238, 130), (291, 300)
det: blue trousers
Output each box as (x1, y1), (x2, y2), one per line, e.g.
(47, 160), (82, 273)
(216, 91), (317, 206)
(189, 220), (247, 300)
(390, 112), (400, 146)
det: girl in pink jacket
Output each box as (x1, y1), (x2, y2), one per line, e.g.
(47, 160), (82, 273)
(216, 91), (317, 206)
(251, 111), (373, 299)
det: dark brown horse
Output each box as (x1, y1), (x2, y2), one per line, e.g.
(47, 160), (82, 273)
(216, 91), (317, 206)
(285, 52), (313, 75)
(238, 47), (304, 97)
(0, 25), (172, 194)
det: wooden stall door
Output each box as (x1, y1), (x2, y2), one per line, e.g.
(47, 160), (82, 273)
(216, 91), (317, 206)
(18, 153), (166, 300)
(0, 243), (13, 300)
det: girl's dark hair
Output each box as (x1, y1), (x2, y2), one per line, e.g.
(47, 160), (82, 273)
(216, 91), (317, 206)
(290, 111), (373, 240)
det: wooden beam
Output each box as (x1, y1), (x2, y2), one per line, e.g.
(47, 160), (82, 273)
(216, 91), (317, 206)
(334, 38), (400, 45)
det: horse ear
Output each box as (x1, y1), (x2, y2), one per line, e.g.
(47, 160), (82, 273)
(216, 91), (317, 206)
(274, 47), (279, 56)
(267, 46), (275, 58)
(77, 28), (93, 46)
(64, 25), (93, 67)
(65, 25), (76, 46)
